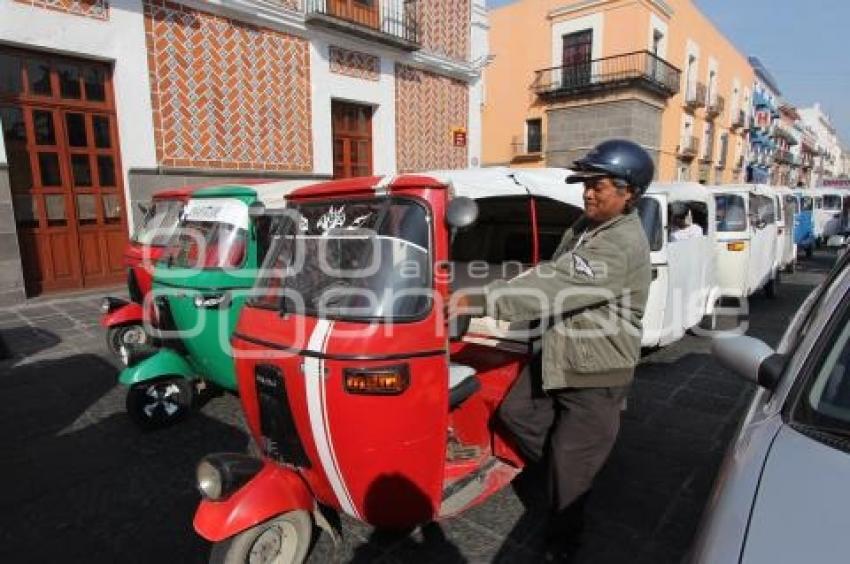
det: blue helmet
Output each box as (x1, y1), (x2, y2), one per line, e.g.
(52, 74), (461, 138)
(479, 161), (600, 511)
(567, 139), (655, 196)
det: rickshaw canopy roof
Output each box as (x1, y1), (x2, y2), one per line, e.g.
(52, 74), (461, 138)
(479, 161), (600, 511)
(708, 183), (775, 198)
(287, 169), (586, 210)
(152, 187), (196, 201)
(427, 167), (585, 208)
(646, 181), (712, 203)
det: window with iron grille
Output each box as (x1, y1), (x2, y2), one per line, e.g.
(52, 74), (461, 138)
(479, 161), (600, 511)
(526, 119), (542, 153)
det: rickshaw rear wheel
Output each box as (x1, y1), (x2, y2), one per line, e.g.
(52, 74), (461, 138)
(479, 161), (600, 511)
(126, 377), (194, 430)
(106, 324), (148, 366)
(210, 510), (312, 564)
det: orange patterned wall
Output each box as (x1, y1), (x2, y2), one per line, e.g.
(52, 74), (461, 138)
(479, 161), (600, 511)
(13, 0), (109, 20)
(395, 64), (468, 172)
(143, 0), (313, 171)
(417, 0), (470, 62)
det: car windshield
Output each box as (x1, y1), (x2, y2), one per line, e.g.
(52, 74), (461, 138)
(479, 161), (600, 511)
(251, 198), (431, 320)
(823, 195), (842, 210)
(133, 199), (184, 246)
(714, 194), (747, 232)
(636, 197), (663, 251)
(163, 198), (249, 269)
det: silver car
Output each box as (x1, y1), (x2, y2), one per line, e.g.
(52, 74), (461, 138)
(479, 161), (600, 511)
(691, 252), (850, 563)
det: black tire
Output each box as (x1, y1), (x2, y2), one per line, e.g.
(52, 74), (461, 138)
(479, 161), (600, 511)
(805, 246), (813, 259)
(210, 510), (312, 564)
(106, 324), (148, 366)
(126, 377), (194, 430)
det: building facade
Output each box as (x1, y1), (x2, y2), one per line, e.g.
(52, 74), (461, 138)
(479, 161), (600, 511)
(482, 0), (753, 185)
(0, 0), (488, 303)
(799, 103), (844, 185)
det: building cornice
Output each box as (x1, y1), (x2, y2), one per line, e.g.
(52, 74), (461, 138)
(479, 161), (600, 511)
(548, 0), (672, 20)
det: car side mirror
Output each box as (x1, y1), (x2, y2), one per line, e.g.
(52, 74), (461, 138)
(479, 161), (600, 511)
(712, 336), (786, 390)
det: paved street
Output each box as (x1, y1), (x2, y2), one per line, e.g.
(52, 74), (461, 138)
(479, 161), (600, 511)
(0, 252), (835, 564)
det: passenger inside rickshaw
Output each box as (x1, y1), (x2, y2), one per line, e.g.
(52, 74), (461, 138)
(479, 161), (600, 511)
(669, 201), (705, 241)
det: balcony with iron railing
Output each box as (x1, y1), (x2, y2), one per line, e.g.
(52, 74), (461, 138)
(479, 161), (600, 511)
(678, 136), (700, 160)
(684, 81), (707, 110)
(304, 0), (420, 50)
(532, 50), (680, 100)
(731, 109), (747, 130)
(774, 149), (794, 164)
(705, 94), (725, 119)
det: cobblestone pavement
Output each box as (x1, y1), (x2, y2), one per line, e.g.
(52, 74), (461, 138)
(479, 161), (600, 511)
(0, 252), (835, 563)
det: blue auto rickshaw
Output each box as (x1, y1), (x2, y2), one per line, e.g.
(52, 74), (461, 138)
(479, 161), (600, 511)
(792, 190), (815, 258)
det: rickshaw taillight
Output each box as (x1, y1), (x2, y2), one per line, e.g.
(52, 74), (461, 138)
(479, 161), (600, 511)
(727, 241), (746, 252)
(344, 365), (410, 395)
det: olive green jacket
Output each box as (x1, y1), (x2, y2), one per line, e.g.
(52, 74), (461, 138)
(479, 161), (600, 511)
(481, 209), (651, 390)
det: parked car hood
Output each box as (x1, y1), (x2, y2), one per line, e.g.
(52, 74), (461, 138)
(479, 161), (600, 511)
(742, 424), (850, 563)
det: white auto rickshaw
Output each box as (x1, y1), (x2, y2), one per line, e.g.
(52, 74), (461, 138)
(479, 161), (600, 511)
(811, 187), (844, 243)
(772, 186), (797, 272)
(639, 182), (719, 348)
(711, 184), (779, 299)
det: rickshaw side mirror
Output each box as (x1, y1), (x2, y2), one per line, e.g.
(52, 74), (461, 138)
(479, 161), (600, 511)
(446, 197), (479, 230)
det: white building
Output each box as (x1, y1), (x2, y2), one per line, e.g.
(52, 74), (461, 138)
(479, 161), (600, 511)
(799, 103), (844, 184)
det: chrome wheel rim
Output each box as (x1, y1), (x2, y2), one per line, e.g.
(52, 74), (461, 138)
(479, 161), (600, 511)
(248, 522), (299, 564)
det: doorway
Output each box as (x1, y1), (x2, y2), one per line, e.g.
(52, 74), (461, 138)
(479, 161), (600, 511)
(0, 47), (128, 296)
(561, 29), (593, 88)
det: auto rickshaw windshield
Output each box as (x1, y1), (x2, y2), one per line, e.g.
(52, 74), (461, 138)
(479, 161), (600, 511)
(163, 198), (250, 269)
(823, 195), (842, 211)
(251, 197), (432, 320)
(715, 194), (747, 232)
(636, 197), (663, 251)
(133, 199), (184, 246)
(801, 196), (813, 211)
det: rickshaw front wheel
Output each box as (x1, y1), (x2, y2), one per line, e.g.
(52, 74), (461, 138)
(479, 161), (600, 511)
(126, 377), (194, 430)
(210, 510), (312, 564)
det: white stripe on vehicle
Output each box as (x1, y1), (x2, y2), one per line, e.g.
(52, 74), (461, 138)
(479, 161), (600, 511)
(304, 319), (360, 518)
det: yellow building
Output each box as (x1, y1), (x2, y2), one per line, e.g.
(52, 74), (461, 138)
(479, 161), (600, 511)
(483, 0), (754, 184)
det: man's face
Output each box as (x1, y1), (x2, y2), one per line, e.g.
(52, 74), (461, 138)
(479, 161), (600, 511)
(583, 177), (630, 223)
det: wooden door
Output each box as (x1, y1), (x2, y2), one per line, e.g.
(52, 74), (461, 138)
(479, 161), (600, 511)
(328, 0), (380, 30)
(332, 101), (373, 179)
(0, 47), (128, 296)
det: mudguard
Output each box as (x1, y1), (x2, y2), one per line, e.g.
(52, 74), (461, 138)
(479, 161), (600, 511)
(118, 348), (195, 386)
(194, 461), (314, 542)
(100, 301), (144, 328)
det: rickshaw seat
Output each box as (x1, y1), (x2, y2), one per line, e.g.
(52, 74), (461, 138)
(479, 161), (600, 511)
(449, 363), (480, 410)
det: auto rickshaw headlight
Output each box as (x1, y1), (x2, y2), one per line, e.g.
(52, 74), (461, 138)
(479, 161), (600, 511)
(100, 298), (111, 314)
(196, 460), (222, 500)
(196, 453), (264, 501)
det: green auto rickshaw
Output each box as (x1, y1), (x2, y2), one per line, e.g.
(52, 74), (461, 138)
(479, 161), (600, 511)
(117, 182), (302, 429)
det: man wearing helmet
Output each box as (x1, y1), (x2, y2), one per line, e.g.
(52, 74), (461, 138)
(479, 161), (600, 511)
(454, 139), (653, 559)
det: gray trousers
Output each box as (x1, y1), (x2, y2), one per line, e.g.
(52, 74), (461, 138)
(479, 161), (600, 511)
(498, 355), (628, 516)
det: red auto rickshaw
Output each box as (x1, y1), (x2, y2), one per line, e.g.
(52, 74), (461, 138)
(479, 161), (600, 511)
(192, 169), (585, 562)
(100, 187), (195, 363)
